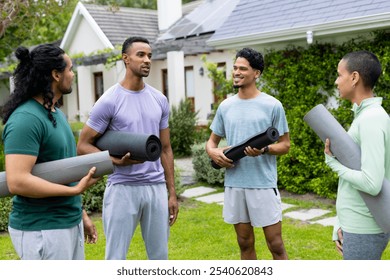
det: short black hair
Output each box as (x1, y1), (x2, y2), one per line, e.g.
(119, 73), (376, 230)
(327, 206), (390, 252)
(122, 36), (150, 54)
(236, 48), (264, 73)
(342, 50), (382, 89)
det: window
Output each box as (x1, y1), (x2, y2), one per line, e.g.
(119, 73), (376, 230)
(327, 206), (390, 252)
(185, 66), (195, 112)
(162, 69), (169, 99)
(94, 72), (104, 101)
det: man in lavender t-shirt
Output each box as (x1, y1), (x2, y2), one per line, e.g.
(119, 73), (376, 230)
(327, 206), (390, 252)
(77, 37), (178, 260)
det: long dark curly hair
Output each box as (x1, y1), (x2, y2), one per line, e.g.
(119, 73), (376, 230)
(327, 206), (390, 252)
(2, 44), (67, 127)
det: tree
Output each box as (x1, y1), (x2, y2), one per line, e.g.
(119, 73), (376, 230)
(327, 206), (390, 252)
(0, 0), (77, 62)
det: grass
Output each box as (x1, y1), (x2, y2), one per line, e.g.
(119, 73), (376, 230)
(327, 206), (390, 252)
(1, 191), (389, 260)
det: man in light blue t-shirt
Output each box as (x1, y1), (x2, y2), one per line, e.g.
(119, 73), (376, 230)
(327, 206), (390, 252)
(77, 37), (178, 260)
(206, 48), (290, 260)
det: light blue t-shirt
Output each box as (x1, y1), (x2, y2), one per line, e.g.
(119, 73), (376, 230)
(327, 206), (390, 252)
(86, 83), (169, 185)
(210, 92), (289, 188)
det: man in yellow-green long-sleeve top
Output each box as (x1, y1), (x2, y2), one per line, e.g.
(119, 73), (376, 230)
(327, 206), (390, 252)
(325, 50), (390, 260)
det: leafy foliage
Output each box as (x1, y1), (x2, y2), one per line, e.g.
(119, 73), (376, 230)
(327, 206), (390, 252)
(191, 142), (225, 185)
(169, 99), (198, 157)
(0, 197), (11, 231)
(0, 0), (78, 62)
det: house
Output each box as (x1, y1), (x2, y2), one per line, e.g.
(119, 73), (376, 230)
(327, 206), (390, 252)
(59, 0), (240, 125)
(2, 0), (390, 125)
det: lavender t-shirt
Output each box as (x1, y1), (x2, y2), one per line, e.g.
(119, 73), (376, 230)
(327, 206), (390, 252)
(87, 83), (169, 185)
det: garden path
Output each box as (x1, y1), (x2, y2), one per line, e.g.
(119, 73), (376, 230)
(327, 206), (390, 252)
(175, 157), (336, 227)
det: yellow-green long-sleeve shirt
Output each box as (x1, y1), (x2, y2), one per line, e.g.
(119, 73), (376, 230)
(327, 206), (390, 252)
(325, 97), (390, 239)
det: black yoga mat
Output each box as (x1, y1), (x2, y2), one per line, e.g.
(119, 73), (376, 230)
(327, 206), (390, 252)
(304, 104), (390, 233)
(95, 130), (162, 162)
(211, 127), (280, 169)
(0, 151), (114, 198)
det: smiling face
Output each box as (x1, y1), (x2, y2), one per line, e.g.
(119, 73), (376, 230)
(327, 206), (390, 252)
(335, 59), (355, 101)
(232, 57), (260, 89)
(122, 42), (152, 78)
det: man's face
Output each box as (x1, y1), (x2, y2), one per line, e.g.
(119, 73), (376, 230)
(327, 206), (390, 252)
(232, 57), (260, 89)
(122, 42), (152, 77)
(57, 54), (74, 95)
(335, 59), (355, 101)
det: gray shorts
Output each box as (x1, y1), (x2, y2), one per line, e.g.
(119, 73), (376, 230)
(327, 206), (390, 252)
(8, 221), (84, 260)
(223, 187), (282, 227)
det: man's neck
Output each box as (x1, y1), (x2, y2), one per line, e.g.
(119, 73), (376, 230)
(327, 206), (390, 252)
(350, 88), (374, 106)
(121, 73), (145, 91)
(237, 85), (260, 99)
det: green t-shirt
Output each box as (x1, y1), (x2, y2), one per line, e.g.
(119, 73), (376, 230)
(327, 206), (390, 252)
(2, 99), (81, 230)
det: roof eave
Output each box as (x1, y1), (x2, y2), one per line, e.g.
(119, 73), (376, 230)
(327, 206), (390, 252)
(207, 13), (390, 49)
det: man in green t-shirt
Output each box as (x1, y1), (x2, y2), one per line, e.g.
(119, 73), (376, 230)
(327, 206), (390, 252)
(2, 44), (99, 260)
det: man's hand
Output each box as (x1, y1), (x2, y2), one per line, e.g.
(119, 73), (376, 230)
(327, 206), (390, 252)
(168, 195), (179, 226)
(82, 210), (98, 244)
(209, 146), (234, 168)
(74, 167), (100, 194)
(112, 152), (145, 166)
(324, 138), (334, 157)
(334, 228), (343, 256)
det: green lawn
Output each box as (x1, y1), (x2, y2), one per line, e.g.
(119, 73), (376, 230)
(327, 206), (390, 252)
(1, 195), (389, 260)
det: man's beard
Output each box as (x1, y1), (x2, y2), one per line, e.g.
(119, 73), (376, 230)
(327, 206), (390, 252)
(61, 86), (72, 95)
(233, 84), (241, 89)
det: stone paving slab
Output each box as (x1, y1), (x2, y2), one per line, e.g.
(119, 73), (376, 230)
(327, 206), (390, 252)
(195, 192), (225, 204)
(311, 216), (337, 227)
(283, 209), (331, 221)
(282, 203), (295, 211)
(181, 186), (217, 198)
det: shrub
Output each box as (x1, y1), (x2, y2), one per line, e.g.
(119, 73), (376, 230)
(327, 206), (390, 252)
(191, 142), (225, 186)
(0, 197), (11, 232)
(169, 99), (198, 157)
(82, 176), (106, 213)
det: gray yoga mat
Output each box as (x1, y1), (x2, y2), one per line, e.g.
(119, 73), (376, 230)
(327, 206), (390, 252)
(304, 104), (390, 232)
(96, 130), (162, 162)
(0, 151), (114, 198)
(211, 126), (280, 169)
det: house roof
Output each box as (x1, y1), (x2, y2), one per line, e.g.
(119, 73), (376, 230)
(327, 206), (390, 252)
(157, 0), (240, 41)
(84, 4), (158, 46)
(208, 0), (390, 48)
(61, 1), (211, 63)
(61, 2), (158, 52)
(152, 0), (240, 59)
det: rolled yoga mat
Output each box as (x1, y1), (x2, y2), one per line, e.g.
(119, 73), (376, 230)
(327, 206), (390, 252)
(95, 130), (162, 162)
(211, 126), (280, 169)
(0, 150), (114, 198)
(303, 104), (390, 233)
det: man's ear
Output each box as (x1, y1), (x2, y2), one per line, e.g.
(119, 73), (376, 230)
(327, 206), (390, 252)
(351, 71), (360, 86)
(122, 53), (128, 66)
(52, 69), (60, 82)
(255, 69), (261, 79)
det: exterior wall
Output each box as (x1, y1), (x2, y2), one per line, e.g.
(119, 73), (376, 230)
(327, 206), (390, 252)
(68, 17), (107, 56)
